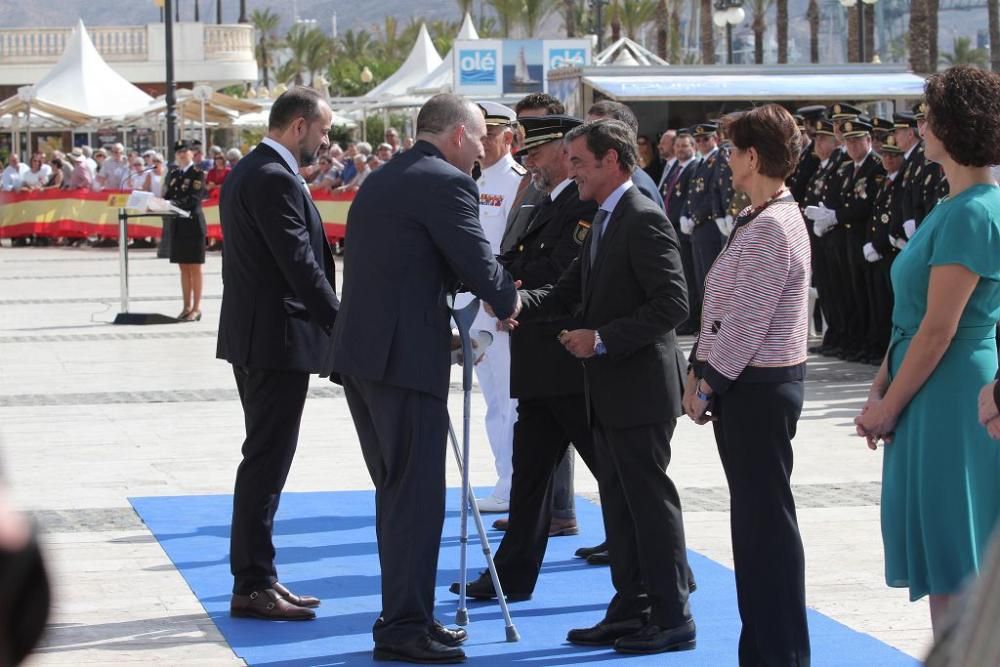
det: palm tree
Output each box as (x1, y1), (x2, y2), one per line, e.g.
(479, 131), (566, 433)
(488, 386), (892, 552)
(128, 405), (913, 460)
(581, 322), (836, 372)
(847, 5), (858, 62)
(488, 0), (522, 37)
(522, 0), (556, 38)
(250, 8), (281, 87)
(750, 0), (774, 64)
(656, 0), (668, 59)
(618, 0), (658, 39)
(927, 0), (939, 71)
(670, 0), (682, 63)
(561, 0), (579, 36)
(807, 0), (819, 63)
(610, 1), (623, 42)
(909, 0), (930, 73)
(285, 25), (328, 85)
(990, 0), (1000, 71)
(940, 36), (989, 68)
(776, 0), (787, 63)
(700, 0), (715, 63)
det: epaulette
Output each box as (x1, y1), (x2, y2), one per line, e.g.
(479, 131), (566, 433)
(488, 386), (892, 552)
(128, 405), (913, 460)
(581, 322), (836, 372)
(511, 161), (527, 176)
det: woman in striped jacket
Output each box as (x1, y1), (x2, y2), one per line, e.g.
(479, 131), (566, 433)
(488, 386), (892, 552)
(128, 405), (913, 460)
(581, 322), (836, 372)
(683, 104), (812, 667)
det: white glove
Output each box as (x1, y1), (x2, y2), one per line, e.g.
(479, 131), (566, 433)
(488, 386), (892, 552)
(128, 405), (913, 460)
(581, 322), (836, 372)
(803, 205), (822, 221)
(903, 218), (917, 239)
(715, 217), (730, 237)
(889, 234), (907, 250)
(450, 330), (493, 366)
(679, 216), (694, 235)
(813, 221), (828, 238)
(862, 242), (882, 263)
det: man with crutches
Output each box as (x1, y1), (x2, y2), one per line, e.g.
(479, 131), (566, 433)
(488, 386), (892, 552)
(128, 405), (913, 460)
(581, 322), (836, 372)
(326, 94), (520, 664)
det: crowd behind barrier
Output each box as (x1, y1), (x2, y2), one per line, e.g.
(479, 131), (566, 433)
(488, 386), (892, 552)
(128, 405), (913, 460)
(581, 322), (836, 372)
(0, 187), (352, 242)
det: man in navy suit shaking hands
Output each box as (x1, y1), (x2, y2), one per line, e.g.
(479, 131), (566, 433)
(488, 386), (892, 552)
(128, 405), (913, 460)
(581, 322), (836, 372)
(327, 94), (520, 664)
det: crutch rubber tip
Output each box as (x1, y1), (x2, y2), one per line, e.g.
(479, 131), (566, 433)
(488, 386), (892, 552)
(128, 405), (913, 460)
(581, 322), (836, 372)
(455, 609), (469, 626)
(505, 625), (520, 642)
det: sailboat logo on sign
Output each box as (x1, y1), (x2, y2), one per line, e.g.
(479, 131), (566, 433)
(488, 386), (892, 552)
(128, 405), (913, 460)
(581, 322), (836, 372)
(459, 49), (498, 85)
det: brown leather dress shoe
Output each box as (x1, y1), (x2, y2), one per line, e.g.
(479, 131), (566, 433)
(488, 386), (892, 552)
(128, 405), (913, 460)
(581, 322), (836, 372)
(273, 582), (321, 608)
(231, 588), (316, 621)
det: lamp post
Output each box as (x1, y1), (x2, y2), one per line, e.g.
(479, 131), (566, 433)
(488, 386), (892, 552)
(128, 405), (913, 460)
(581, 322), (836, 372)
(839, 0), (878, 63)
(589, 0), (610, 52)
(713, 0), (745, 64)
(17, 85), (36, 157)
(360, 66), (373, 142)
(192, 84), (214, 150)
(164, 0), (178, 164)
(239, 0), (248, 23)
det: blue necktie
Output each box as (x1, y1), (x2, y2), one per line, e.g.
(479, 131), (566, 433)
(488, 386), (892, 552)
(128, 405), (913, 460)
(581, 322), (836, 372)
(589, 209), (609, 267)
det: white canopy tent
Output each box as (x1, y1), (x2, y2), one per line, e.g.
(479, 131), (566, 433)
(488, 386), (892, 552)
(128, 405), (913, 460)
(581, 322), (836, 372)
(595, 38), (670, 67)
(409, 13), (480, 95)
(22, 19), (153, 119)
(364, 24), (442, 100)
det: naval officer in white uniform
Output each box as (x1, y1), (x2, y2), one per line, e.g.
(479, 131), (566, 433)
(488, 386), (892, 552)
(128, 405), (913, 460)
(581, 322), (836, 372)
(456, 101), (525, 512)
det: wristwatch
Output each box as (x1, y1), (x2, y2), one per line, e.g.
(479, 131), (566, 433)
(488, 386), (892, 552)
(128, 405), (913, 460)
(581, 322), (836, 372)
(695, 380), (712, 402)
(594, 330), (607, 356)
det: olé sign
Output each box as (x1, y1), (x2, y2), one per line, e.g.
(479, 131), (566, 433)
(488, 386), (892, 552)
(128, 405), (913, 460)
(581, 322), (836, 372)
(459, 49), (498, 85)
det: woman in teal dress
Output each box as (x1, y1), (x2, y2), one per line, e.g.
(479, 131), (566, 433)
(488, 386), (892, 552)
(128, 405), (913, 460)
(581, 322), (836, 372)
(856, 65), (1000, 637)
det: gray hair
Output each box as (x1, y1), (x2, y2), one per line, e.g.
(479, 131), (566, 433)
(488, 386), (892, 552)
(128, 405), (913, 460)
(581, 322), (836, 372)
(416, 93), (483, 136)
(225, 148), (242, 162)
(565, 119), (638, 175)
(356, 141), (372, 155)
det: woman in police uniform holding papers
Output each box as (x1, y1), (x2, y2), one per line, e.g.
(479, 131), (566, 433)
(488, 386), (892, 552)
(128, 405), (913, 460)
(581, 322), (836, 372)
(683, 105), (812, 667)
(162, 140), (207, 321)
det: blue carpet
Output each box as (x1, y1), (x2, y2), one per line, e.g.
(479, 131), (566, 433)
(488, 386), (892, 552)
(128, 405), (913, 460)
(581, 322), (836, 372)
(130, 490), (917, 666)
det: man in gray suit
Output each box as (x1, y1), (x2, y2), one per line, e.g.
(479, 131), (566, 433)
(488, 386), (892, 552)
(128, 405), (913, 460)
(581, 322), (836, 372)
(327, 94), (520, 665)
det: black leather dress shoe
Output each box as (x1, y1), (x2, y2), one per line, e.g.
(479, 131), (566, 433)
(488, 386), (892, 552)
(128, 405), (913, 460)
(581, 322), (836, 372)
(574, 541), (607, 559)
(430, 620), (467, 647)
(447, 573), (531, 601)
(567, 618), (646, 646)
(373, 634), (466, 663)
(586, 550), (610, 565)
(613, 620), (696, 654)
(375, 617), (467, 648)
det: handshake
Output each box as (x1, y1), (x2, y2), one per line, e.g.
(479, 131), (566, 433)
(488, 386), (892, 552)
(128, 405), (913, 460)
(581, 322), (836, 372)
(804, 204), (838, 237)
(483, 281), (523, 331)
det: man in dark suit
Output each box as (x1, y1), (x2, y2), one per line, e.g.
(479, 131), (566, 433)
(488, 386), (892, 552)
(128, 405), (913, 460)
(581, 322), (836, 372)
(326, 93), (520, 665)
(217, 87), (340, 622)
(449, 114), (600, 601)
(510, 119), (695, 655)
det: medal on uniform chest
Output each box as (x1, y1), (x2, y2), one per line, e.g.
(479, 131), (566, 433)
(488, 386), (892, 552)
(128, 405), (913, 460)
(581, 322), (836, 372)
(855, 179), (867, 199)
(880, 213), (889, 224)
(695, 177), (705, 193)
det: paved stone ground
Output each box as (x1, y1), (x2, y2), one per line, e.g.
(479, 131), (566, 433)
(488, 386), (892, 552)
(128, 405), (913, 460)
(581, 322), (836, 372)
(0, 246), (931, 665)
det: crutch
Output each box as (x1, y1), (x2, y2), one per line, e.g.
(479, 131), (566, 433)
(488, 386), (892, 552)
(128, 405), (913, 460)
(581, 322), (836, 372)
(449, 297), (520, 642)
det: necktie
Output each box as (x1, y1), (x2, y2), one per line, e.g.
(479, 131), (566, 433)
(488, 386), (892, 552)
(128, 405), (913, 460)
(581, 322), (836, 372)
(589, 208), (609, 267)
(662, 161), (682, 201)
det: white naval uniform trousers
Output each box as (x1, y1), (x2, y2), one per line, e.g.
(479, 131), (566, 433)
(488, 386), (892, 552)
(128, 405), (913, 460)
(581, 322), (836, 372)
(455, 154), (522, 501)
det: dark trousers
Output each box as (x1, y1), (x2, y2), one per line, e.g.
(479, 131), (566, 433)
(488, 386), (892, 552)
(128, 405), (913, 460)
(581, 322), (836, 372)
(843, 230), (871, 353)
(865, 258), (894, 358)
(551, 446), (575, 520)
(713, 380), (810, 667)
(494, 395), (597, 592)
(595, 417), (692, 629)
(679, 232), (702, 331)
(820, 228), (848, 349)
(342, 375), (449, 645)
(230, 365), (310, 594)
(691, 221), (724, 315)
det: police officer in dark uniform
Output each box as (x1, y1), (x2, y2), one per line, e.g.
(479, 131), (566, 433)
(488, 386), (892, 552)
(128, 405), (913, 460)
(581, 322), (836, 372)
(800, 119), (841, 353)
(788, 105), (827, 203)
(450, 115), (601, 600)
(870, 116), (895, 155)
(863, 133), (904, 364)
(807, 116), (884, 360)
(893, 103), (946, 248)
(662, 130), (701, 335)
(162, 139), (208, 320)
(679, 122), (733, 314)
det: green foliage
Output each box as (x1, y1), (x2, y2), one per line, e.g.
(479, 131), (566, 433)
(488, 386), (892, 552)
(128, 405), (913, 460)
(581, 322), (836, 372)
(940, 36), (989, 68)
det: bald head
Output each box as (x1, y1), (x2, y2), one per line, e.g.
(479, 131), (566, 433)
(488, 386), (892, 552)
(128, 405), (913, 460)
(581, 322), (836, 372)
(415, 94), (488, 175)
